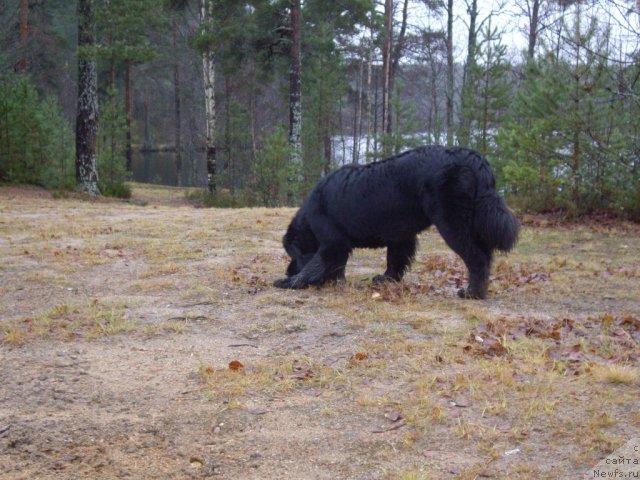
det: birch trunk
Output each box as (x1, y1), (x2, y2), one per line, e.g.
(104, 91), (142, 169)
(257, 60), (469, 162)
(289, 0), (302, 166)
(200, 0), (216, 192)
(75, 0), (100, 196)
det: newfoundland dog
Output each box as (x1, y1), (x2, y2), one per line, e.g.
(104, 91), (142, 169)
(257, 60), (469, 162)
(274, 146), (519, 299)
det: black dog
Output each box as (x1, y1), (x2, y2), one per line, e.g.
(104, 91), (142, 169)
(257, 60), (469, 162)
(274, 146), (519, 299)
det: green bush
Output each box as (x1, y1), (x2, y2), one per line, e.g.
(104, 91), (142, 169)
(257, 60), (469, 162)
(100, 181), (132, 199)
(0, 73), (74, 189)
(254, 127), (300, 206)
(97, 87), (131, 198)
(185, 187), (257, 208)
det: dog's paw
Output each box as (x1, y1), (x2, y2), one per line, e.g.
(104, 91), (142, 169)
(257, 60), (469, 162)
(372, 274), (398, 284)
(274, 278), (293, 289)
(274, 277), (309, 289)
(457, 287), (486, 300)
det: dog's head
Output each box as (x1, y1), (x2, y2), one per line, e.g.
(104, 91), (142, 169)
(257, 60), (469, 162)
(283, 212), (318, 276)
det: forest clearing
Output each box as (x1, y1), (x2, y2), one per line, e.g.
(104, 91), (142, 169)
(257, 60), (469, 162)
(1, 184), (639, 479)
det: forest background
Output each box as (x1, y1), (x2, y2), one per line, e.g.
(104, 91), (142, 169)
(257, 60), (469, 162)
(1, 0), (639, 217)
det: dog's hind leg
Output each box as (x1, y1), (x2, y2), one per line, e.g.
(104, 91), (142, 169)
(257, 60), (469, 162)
(373, 237), (417, 283)
(457, 246), (492, 299)
(435, 221), (492, 299)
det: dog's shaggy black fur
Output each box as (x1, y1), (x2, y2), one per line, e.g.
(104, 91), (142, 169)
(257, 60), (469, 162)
(274, 146), (519, 299)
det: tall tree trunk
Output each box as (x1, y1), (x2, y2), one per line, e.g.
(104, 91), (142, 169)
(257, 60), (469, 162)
(381, 0), (393, 139)
(323, 129), (332, 171)
(572, 16), (581, 212)
(388, 0), (409, 136)
(224, 75), (232, 192)
(460, 0), (478, 146)
(352, 55), (364, 164)
(445, 0), (454, 146)
(463, 0), (478, 89)
(200, 0), (216, 192)
(75, 0), (100, 196)
(249, 61), (258, 163)
(315, 54), (332, 173)
(124, 59), (133, 172)
(527, 0), (541, 59)
(173, 19), (182, 186)
(373, 63), (379, 155)
(143, 75), (150, 148)
(17, 0), (28, 73)
(289, 0), (302, 166)
(365, 35), (373, 159)
(339, 97), (346, 169)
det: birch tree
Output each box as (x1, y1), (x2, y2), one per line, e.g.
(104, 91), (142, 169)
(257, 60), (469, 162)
(200, 0), (216, 193)
(289, 0), (302, 166)
(76, 0), (100, 195)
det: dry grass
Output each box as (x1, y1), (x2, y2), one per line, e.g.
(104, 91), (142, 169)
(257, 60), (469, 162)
(1, 184), (639, 479)
(589, 363), (640, 385)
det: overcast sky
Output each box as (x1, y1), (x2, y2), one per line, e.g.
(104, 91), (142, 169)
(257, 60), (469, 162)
(400, 0), (639, 62)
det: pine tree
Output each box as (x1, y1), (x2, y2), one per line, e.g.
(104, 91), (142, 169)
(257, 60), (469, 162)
(496, 8), (619, 213)
(458, 21), (512, 157)
(95, 0), (166, 172)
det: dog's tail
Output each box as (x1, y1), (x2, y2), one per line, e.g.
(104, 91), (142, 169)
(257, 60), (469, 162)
(440, 157), (519, 254)
(474, 190), (519, 253)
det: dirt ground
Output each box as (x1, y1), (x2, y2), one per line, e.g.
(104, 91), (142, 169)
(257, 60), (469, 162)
(1, 184), (639, 479)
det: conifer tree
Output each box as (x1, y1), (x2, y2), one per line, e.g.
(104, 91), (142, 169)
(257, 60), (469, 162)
(458, 21), (511, 156)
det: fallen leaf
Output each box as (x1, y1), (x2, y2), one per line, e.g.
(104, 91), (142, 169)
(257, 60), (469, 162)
(228, 360), (244, 371)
